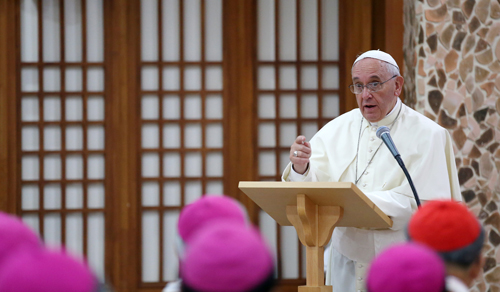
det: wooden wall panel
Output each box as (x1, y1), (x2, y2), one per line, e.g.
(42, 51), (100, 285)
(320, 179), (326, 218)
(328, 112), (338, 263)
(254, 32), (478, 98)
(0, 0), (19, 214)
(105, 1), (140, 291)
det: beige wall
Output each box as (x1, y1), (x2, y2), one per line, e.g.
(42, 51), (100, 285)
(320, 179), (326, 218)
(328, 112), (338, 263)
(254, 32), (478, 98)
(404, 0), (500, 290)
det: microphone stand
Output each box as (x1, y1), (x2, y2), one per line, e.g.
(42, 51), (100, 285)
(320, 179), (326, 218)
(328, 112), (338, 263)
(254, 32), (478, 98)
(394, 155), (421, 207)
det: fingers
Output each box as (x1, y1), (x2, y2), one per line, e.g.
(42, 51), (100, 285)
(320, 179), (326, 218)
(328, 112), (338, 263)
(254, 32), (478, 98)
(290, 136), (311, 174)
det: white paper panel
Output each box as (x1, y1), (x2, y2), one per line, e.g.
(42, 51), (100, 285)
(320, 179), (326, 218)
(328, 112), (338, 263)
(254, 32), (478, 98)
(185, 181), (202, 204)
(142, 211), (160, 282)
(259, 123), (276, 147)
(184, 95), (202, 119)
(205, 95), (222, 119)
(142, 182), (159, 207)
(141, 0), (159, 61)
(44, 213), (61, 247)
(22, 97), (39, 121)
(280, 150), (291, 172)
(258, 94), (276, 119)
(163, 95), (180, 119)
(302, 122), (319, 141)
(44, 126), (61, 150)
(163, 66), (180, 90)
(44, 183), (61, 209)
(280, 123), (297, 147)
(65, 0), (82, 62)
(323, 94), (340, 118)
(66, 213), (83, 256)
(66, 126), (83, 150)
(88, 154), (105, 179)
(88, 67), (104, 91)
(66, 96), (83, 121)
(22, 214), (40, 235)
(205, 66), (222, 90)
(183, 0), (201, 61)
(21, 0), (39, 62)
(44, 67), (61, 92)
(205, 123), (223, 148)
(206, 181), (223, 195)
(22, 126), (39, 151)
(323, 65), (339, 89)
(66, 155), (83, 180)
(142, 153), (159, 178)
(206, 152), (223, 177)
(142, 66), (159, 91)
(279, 66), (297, 89)
(163, 124), (181, 149)
(88, 126), (105, 150)
(301, 66), (318, 89)
(22, 67), (39, 92)
(205, 0), (222, 61)
(258, 66), (275, 90)
(142, 124), (159, 149)
(163, 153), (180, 178)
(259, 151), (276, 176)
(142, 95), (159, 120)
(162, 0), (180, 61)
(22, 184), (39, 210)
(321, 0), (339, 60)
(300, 0), (318, 60)
(184, 124), (202, 148)
(42, 0), (60, 62)
(163, 182), (181, 206)
(301, 94), (318, 118)
(44, 96), (61, 121)
(88, 96), (105, 121)
(44, 155), (61, 180)
(184, 67), (201, 91)
(279, 0), (296, 61)
(259, 210), (278, 275)
(281, 226), (300, 278)
(87, 213), (105, 279)
(22, 155), (39, 180)
(257, 0), (275, 61)
(163, 211), (180, 281)
(88, 183), (105, 208)
(66, 67), (83, 92)
(87, 0), (104, 62)
(279, 94), (297, 118)
(66, 183), (83, 209)
(184, 153), (202, 178)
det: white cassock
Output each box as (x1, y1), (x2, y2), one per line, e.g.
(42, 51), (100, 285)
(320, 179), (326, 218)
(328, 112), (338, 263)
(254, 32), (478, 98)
(282, 98), (461, 292)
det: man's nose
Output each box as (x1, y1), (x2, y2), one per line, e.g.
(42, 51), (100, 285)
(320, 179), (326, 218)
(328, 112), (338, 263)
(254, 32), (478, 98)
(361, 86), (372, 98)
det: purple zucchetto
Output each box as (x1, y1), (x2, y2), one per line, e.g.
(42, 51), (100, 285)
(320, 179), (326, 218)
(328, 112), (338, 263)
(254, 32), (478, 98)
(181, 222), (274, 292)
(0, 249), (97, 292)
(0, 212), (42, 267)
(367, 242), (446, 292)
(177, 195), (248, 244)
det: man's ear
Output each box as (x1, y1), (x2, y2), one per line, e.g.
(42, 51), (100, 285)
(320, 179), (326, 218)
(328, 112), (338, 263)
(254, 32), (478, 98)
(394, 76), (404, 96)
(470, 255), (485, 280)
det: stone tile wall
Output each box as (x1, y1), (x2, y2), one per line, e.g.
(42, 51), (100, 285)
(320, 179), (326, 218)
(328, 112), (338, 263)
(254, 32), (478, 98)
(404, 0), (500, 290)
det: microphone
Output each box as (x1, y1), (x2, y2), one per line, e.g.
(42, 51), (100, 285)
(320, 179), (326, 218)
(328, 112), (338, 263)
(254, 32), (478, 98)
(376, 126), (421, 207)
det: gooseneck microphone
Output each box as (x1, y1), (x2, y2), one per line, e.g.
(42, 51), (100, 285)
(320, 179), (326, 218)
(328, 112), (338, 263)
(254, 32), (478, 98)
(376, 126), (421, 207)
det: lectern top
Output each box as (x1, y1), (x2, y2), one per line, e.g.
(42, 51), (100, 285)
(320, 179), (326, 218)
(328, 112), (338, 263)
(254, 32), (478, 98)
(238, 181), (392, 229)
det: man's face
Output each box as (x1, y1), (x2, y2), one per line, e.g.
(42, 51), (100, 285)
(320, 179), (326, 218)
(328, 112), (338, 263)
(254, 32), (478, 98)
(351, 58), (403, 123)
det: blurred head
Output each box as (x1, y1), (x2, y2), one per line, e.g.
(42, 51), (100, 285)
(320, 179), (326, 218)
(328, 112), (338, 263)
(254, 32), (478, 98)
(350, 50), (403, 123)
(367, 242), (446, 292)
(407, 200), (484, 267)
(0, 212), (43, 267)
(0, 248), (98, 292)
(407, 200), (485, 286)
(180, 222), (275, 292)
(176, 195), (248, 258)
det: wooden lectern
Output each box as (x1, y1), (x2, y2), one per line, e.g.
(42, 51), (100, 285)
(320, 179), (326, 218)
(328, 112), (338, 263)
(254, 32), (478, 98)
(238, 182), (392, 292)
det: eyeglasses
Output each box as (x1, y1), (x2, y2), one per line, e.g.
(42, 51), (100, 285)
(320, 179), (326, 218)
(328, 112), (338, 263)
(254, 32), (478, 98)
(349, 75), (397, 94)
